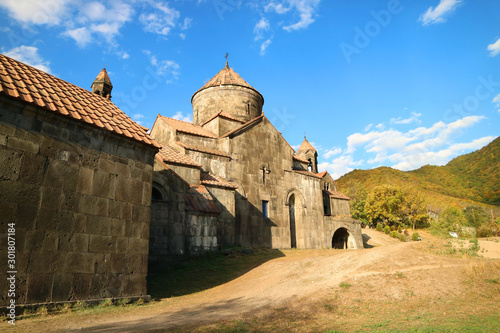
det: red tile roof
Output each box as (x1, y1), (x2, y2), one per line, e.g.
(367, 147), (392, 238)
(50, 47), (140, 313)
(297, 138), (316, 154)
(200, 172), (238, 189)
(185, 185), (221, 214)
(175, 141), (230, 158)
(0, 54), (159, 149)
(316, 171), (327, 178)
(324, 190), (350, 200)
(293, 154), (309, 163)
(219, 114), (264, 138)
(293, 170), (322, 178)
(192, 62), (263, 101)
(156, 144), (201, 167)
(201, 110), (246, 126)
(158, 115), (217, 138)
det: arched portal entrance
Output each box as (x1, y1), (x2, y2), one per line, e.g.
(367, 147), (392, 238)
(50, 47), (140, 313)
(332, 228), (351, 249)
(289, 194), (297, 248)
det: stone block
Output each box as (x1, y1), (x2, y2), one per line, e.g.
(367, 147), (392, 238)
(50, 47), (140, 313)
(127, 238), (149, 255)
(7, 136), (39, 154)
(40, 185), (64, 211)
(0, 180), (40, 207)
(132, 204), (150, 223)
(26, 250), (52, 273)
(94, 254), (111, 274)
(36, 208), (57, 230)
(110, 217), (125, 237)
(42, 230), (59, 251)
(50, 251), (68, 273)
(0, 201), (17, 225)
(108, 273), (124, 297)
(98, 157), (115, 174)
(76, 168), (94, 195)
(62, 165), (79, 193)
(123, 273), (146, 296)
(51, 273), (73, 302)
(92, 170), (116, 199)
(110, 253), (127, 274)
(0, 148), (22, 181)
(115, 162), (130, 177)
(16, 205), (38, 230)
(121, 202), (133, 220)
(26, 273), (53, 304)
(89, 234), (116, 254)
(89, 273), (110, 299)
(116, 237), (129, 254)
(25, 230), (45, 251)
(108, 200), (122, 219)
(115, 177), (143, 204)
(86, 215), (111, 235)
(72, 273), (91, 300)
(66, 252), (95, 273)
(79, 194), (108, 216)
(72, 233), (90, 253)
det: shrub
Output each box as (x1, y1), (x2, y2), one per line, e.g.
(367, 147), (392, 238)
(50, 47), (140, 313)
(399, 234), (406, 242)
(384, 225), (391, 234)
(391, 231), (399, 238)
(397, 226), (402, 233)
(390, 225), (396, 231)
(412, 232), (420, 241)
(376, 223), (383, 232)
(476, 221), (500, 238)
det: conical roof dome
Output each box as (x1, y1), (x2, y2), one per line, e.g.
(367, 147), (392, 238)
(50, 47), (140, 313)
(297, 138), (317, 154)
(192, 62), (262, 101)
(93, 68), (112, 86)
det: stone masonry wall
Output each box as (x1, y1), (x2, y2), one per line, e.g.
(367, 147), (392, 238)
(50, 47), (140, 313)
(0, 97), (155, 305)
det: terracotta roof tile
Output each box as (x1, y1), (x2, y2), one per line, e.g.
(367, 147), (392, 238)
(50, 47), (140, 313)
(316, 171), (328, 178)
(175, 141), (230, 158)
(156, 143), (201, 167)
(297, 138), (316, 154)
(324, 190), (350, 200)
(200, 110), (246, 126)
(0, 54), (159, 149)
(200, 172), (238, 189)
(293, 170), (322, 178)
(192, 63), (262, 101)
(158, 115), (217, 138)
(185, 185), (221, 214)
(293, 154), (309, 163)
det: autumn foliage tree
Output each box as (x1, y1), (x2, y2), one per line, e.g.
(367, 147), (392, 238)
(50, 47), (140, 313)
(365, 185), (428, 229)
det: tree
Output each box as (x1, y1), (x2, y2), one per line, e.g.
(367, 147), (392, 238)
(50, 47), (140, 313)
(365, 185), (428, 229)
(439, 206), (467, 231)
(463, 205), (488, 228)
(345, 181), (369, 226)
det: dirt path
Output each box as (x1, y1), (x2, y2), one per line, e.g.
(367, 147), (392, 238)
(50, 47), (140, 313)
(5, 230), (500, 332)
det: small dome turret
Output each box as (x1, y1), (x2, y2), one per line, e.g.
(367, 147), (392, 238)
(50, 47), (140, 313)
(91, 68), (113, 99)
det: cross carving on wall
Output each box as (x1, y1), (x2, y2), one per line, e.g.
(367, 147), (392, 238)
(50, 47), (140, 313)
(260, 164), (271, 184)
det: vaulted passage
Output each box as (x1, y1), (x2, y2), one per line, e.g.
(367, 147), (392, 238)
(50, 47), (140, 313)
(332, 228), (350, 249)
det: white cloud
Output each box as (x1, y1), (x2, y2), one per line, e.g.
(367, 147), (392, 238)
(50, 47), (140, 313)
(323, 147), (342, 159)
(375, 123), (385, 130)
(263, 0), (320, 32)
(321, 115), (489, 178)
(390, 111), (422, 125)
(493, 94), (500, 112)
(63, 27), (92, 47)
(260, 38), (272, 55)
(364, 124), (373, 132)
(172, 111), (192, 123)
(4, 45), (51, 73)
(487, 38), (500, 57)
(418, 0), (462, 26)
(144, 50), (180, 83)
(139, 2), (180, 36)
(181, 17), (192, 30)
(0, 0), (73, 25)
(254, 17), (270, 41)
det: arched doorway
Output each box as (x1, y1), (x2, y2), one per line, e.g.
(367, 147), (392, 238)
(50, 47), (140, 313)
(289, 194), (297, 248)
(332, 228), (350, 249)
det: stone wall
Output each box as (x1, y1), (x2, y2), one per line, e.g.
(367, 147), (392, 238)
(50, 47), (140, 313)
(206, 186), (236, 246)
(323, 217), (364, 249)
(185, 212), (218, 254)
(192, 86), (263, 125)
(0, 97), (155, 305)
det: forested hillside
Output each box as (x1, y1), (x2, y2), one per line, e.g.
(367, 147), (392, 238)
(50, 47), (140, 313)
(336, 137), (499, 214)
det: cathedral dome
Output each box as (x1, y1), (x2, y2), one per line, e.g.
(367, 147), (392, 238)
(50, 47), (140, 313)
(191, 62), (264, 126)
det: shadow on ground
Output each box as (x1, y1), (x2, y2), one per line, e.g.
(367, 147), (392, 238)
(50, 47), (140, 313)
(362, 233), (374, 248)
(147, 248), (285, 299)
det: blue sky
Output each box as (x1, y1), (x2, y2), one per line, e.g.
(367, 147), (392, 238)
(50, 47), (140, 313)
(1, 0), (499, 179)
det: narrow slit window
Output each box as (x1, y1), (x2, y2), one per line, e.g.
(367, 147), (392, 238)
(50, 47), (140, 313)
(262, 200), (269, 218)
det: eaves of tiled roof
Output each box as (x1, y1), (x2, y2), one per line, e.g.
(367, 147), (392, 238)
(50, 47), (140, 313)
(156, 143), (201, 168)
(200, 110), (246, 126)
(175, 141), (230, 158)
(293, 170), (322, 179)
(316, 171), (327, 178)
(200, 172), (238, 189)
(192, 62), (263, 102)
(185, 185), (221, 214)
(0, 54), (159, 149)
(293, 155), (309, 163)
(158, 115), (217, 139)
(324, 190), (350, 200)
(219, 114), (264, 138)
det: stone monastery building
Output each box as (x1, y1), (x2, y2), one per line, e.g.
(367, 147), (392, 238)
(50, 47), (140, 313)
(0, 53), (362, 306)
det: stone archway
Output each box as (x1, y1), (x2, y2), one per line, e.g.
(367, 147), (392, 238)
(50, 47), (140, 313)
(289, 194), (297, 248)
(332, 227), (353, 249)
(285, 188), (306, 249)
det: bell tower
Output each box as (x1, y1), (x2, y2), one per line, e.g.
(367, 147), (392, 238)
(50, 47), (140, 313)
(297, 137), (318, 173)
(91, 68), (113, 99)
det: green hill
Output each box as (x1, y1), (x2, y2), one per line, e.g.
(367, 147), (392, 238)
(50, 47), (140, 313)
(336, 137), (500, 214)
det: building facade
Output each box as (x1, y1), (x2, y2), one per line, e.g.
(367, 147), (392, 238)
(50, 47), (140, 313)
(148, 61), (363, 265)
